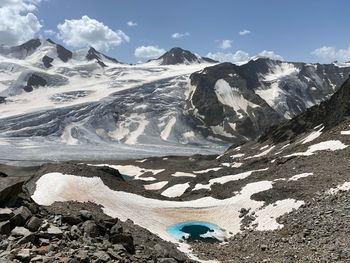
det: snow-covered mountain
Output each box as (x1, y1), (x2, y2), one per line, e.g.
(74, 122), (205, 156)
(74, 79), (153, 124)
(150, 47), (217, 65)
(187, 59), (350, 144)
(0, 39), (349, 162)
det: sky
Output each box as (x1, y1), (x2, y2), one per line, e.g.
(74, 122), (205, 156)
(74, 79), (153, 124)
(1, 0), (350, 64)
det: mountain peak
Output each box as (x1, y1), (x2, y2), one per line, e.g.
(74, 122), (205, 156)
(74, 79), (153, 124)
(85, 47), (120, 66)
(157, 47), (216, 65)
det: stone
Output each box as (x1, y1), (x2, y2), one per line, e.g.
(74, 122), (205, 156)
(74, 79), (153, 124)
(47, 225), (63, 236)
(79, 210), (92, 220)
(0, 208), (13, 222)
(15, 248), (32, 262)
(93, 251), (110, 262)
(10, 206), (32, 226)
(70, 225), (82, 240)
(82, 220), (101, 238)
(11, 226), (32, 237)
(62, 214), (82, 225)
(110, 233), (134, 254)
(0, 221), (11, 235)
(25, 216), (43, 232)
(157, 258), (178, 263)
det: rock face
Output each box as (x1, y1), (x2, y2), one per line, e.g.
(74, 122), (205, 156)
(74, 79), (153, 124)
(260, 75), (350, 143)
(86, 47), (120, 66)
(156, 47), (216, 65)
(188, 59), (350, 144)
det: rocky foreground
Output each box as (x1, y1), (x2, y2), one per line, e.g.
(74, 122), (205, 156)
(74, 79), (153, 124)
(0, 188), (193, 263)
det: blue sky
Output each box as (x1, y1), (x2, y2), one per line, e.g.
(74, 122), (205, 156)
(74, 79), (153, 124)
(2, 0), (350, 63)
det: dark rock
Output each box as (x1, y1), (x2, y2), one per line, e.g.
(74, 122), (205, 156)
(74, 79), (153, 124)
(0, 171), (8, 177)
(0, 208), (13, 221)
(25, 216), (43, 232)
(15, 248), (32, 262)
(157, 258), (178, 263)
(0, 176), (28, 206)
(42, 55), (54, 68)
(0, 221), (11, 235)
(79, 210), (92, 220)
(23, 74), (47, 92)
(62, 214), (82, 225)
(10, 206), (32, 226)
(82, 220), (101, 238)
(157, 47), (209, 65)
(110, 233), (135, 254)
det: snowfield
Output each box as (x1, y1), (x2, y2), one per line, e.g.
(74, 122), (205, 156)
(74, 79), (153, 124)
(32, 172), (304, 261)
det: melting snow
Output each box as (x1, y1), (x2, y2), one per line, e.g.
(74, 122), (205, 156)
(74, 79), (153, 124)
(288, 172), (313, 181)
(327, 181), (350, 195)
(301, 126), (323, 144)
(193, 168), (268, 191)
(172, 172), (196, 178)
(161, 183), (190, 198)
(31, 173), (303, 262)
(285, 140), (348, 157)
(245, 146), (275, 159)
(144, 181), (168, 190)
(214, 79), (259, 119)
(193, 167), (223, 174)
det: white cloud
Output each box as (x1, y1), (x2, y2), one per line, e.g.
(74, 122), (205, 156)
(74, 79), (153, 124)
(57, 15), (130, 51)
(171, 32), (190, 39)
(43, 29), (55, 36)
(219, 39), (232, 49)
(258, 50), (284, 60)
(239, 29), (251, 36)
(207, 50), (250, 63)
(311, 46), (350, 62)
(127, 21), (137, 27)
(0, 0), (42, 45)
(134, 45), (166, 59)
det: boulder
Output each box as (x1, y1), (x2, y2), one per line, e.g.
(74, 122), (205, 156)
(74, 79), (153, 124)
(82, 220), (101, 238)
(10, 206), (32, 226)
(109, 233), (134, 254)
(25, 216), (43, 232)
(62, 214), (82, 225)
(0, 177), (28, 206)
(0, 208), (13, 222)
(79, 210), (92, 220)
(47, 225), (63, 236)
(11, 226), (32, 237)
(0, 221), (11, 235)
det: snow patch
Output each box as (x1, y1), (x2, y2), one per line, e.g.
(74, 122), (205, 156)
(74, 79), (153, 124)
(284, 140), (348, 157)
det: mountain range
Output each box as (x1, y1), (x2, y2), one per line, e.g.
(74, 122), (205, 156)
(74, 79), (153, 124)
(0, 38), (349, 162)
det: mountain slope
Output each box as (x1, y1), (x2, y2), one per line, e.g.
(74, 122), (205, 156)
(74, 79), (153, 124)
(187, 59), (350, 144)
(152, 47), (217, 65)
